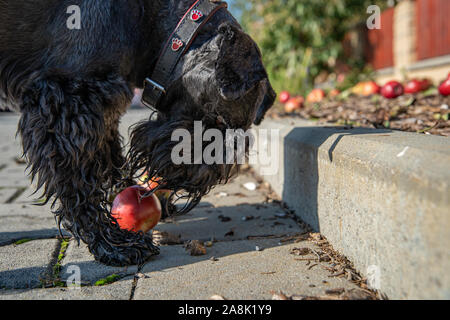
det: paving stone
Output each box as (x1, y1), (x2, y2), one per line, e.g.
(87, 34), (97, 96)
(0, 188), (17, 203)
(201, 174), (267, 206)
(13, 186), (43, 204)
(60, 240), (138, 285)
(155, 202), (301, 242)
(0, 277), (134, 300)
(0, 239), (59, 289)
(0, 164), (31, 188)
(135, 239), (360, 300)
(0, 141), (22, 161)
(0, 204), (68, 246)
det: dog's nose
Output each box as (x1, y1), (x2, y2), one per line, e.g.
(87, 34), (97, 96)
(253, 79), (276, 125)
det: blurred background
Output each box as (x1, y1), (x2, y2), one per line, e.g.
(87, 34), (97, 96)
(230, 0), (450, 95)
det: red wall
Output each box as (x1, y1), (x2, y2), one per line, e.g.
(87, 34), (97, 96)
(416, 0), (450, 60)
(366, 8), (394, 70)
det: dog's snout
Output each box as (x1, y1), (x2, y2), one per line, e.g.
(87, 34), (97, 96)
(253, 79), (276, 125)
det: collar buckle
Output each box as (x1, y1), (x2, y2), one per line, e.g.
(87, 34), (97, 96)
(142, 78), (166, 109)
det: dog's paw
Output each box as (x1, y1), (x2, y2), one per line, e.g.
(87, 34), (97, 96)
(89, 232), (160, 267)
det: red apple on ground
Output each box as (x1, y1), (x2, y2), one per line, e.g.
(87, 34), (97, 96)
(138, 173), (171, 199)
(329, 89), (340, 98)
(439, 79), (450, 96)
(112, 186), (162, 233)
(284, 96), (304, 113)
(419, 78), (432, 91)
(351, 82), (365, 95)
(362, 81), (380, 96)
(404, 79), (422, 94)
(307, 89), (325, 103)
(279, 91), (291, 104)
(381, 81), (404, 99)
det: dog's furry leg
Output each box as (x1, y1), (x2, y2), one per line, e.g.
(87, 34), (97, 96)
(104, 110), (135, 192)
(18, 73), (159, 266)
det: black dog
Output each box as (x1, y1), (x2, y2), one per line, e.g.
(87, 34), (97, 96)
(0, 0), (275, 266)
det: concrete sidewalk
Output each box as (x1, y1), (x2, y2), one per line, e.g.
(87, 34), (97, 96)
(253, 117), (450, 300)
(0, 111), (373, 300)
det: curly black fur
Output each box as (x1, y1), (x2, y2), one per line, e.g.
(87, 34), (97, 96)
(0, 0), (275, 266)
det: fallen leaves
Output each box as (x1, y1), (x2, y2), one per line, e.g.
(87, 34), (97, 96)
(290, 247), (311, 256)
(268, 93), (450, 136)
(218, 215), (232, 222)
(224, 230), (234, 237)
(270, 289), (376, 300)
(184, 240), (207, 256)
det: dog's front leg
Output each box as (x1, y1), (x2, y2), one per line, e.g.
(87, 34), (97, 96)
(18, 74), (159, 266)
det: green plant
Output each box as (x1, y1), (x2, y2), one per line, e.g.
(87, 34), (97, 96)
(94, 274), (121, 286)
(235, 0), (387, 95)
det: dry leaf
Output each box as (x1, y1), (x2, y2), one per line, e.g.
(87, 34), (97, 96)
(184, 240), (207, 256)
(290, 247), (312, 256)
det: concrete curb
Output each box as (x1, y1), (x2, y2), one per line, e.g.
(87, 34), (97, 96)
(252, 118), (450, 299)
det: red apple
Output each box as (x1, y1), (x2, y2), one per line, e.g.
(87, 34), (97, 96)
(439, 79), (450, 96)
(307, 89), (325, 103)
(419, 78), (432, 91)
(279, 91), (291, 104)
(329, 89), (340, 98)
(381, 81), (404, 99)
(404, 79), (422, 94)
(138, 173), (171, 199)
(284, 96), (303, 113)
(112, 186), (162, 233)
(362, 81), (380, 96)
(351, 82), (365, 95)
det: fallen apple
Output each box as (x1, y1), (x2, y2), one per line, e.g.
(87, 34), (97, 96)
(404, 79), (422, 94)
(284, 96), (303, 113)
(381, 81), (404, 99)
(307, 89), (325, 103)
(351, 82), (365, 95)
(362, 81), (380, 96)
(328, 89), (340, 98)
(419, 78), (432, 91)
(112, 186), (162, 233)
(279, 91), (291, 104)
(438, 78), (450, 96)
(138, 173), (171, 199)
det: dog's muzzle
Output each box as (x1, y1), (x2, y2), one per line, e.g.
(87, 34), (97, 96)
(254, 79), (276, 125)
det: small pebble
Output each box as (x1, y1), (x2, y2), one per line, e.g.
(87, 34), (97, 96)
(243, 182), (257, 191)
(216, 192), (228, 197)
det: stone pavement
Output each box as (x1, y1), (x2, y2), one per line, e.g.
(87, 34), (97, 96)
(0, 110), (371, 300)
